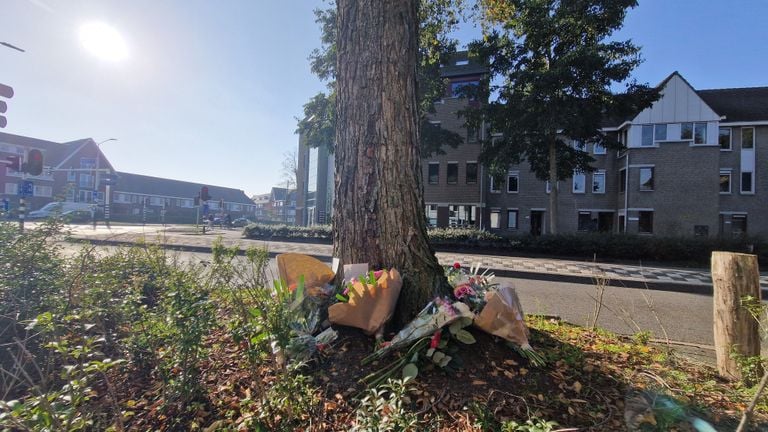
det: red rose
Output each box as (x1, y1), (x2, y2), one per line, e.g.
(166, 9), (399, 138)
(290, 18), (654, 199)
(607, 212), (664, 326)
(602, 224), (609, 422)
(453, 262), (461, 269)
(430, 330), (442, 349)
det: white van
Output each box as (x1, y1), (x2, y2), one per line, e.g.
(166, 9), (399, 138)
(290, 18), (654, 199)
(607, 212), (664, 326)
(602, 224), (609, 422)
(27, 202), (97, 219)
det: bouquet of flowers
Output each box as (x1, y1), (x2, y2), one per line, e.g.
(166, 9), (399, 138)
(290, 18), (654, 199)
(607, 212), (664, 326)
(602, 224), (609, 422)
(445, 262), (498, 313)
(361, 298), (475, 387)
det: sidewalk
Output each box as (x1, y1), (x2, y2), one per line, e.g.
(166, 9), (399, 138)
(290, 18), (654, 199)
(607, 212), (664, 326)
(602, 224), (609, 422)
(65, 224), (768, 293)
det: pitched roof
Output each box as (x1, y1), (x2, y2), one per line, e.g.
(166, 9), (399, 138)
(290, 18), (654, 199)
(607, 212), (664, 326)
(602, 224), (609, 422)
(114, 171), (253, 204)
(0, 132), (114, 171)
(697, 87), (768, 122)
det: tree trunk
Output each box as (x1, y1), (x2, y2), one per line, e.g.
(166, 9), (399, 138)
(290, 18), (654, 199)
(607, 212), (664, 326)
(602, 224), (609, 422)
(334, 0), (448, 326)
(547, 137), (558, 235)
(711, 251), (761, 381)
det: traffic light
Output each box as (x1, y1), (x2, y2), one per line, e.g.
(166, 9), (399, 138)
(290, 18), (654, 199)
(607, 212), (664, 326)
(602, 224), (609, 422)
(26, 149), (43, 176)
(0, 83), (12, 129)
(200, 186), (210, 201)
(5, 155), (21, 172)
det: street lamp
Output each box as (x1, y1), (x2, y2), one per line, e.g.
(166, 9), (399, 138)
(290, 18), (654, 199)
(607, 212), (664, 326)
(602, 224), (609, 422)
(94, 138), (117, 228)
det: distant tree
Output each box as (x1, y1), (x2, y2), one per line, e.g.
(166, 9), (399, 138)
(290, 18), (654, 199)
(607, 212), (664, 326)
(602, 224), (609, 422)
(281, 150), (299, 190)
(466, 0), (659, 233)
(296, 0), (466, 157)
(334, 0), (450, 324)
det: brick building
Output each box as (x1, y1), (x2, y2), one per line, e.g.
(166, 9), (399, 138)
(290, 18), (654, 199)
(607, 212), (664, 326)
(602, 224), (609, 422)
(1, 132), (256, 223)
(300, 60), (768, 238)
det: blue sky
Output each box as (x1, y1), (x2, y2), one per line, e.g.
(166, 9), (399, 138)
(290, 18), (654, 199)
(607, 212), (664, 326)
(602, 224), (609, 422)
(2, 0), (767, 197)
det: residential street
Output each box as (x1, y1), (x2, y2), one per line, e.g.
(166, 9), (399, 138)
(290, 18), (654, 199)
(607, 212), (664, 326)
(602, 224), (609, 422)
(53, 222), (768, 364)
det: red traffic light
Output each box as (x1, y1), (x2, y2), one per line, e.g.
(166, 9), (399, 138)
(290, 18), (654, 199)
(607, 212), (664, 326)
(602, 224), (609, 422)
(201, 186), (210, 201)
(26, 149), (43, 176)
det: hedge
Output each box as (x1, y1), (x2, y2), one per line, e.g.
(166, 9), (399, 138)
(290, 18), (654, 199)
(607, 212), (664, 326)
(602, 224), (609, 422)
(242, 223), (765, 267)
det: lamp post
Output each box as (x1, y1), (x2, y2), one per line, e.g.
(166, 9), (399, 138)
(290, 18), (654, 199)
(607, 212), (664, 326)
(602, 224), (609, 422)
(94, 138), (116, 228)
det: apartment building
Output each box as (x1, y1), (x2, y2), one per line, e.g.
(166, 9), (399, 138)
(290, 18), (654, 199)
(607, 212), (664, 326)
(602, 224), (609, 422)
(486, 72), (768, 238)
(295, 58), (766, 238)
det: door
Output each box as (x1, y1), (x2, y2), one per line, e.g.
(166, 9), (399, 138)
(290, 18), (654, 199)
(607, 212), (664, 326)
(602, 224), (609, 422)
(530, 211), (543, 236)
(598, 212), (614, 232)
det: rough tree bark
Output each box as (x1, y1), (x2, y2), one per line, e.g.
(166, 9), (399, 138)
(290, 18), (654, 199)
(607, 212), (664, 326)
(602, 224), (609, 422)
(334, 0), (448, 325)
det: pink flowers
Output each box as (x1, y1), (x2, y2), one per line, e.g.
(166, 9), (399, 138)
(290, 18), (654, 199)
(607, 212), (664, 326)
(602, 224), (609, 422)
(453, 283), (476, 299)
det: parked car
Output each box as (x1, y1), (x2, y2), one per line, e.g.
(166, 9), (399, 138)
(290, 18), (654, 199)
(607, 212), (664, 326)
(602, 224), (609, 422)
(27, 202), (97, 219)
(232, 217), (254, 227)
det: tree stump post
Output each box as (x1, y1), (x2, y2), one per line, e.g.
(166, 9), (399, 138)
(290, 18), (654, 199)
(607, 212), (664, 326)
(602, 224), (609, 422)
(711, 251), (761, 380)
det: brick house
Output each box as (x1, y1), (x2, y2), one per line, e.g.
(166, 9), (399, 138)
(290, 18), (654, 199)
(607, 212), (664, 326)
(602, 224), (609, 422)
(1, 132), (256, 222)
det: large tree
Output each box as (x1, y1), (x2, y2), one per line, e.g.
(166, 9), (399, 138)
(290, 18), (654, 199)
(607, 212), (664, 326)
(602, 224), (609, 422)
(334, 0), (448, 324)
(466, 0), (659, 234)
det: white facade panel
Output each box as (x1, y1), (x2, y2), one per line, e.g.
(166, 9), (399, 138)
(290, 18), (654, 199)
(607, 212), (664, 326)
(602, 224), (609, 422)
(629, 125), (643, 147)
(633, 74), (720, 125)
(741, 149), (755, 172)
(707, 122), (719, 145)
(667, 123), (681, 140)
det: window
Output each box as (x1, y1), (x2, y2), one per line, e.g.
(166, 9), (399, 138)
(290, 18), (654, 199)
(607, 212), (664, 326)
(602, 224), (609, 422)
(67, 170), (76, 182)
(507, 171), (519, 193)
(450, 80), (479, 98)
(681, 123), (693, 140)
(573, 140), (586, 152)
(447, 162), (458, 184)
(593, 142), (606, 154)
(33, 186), (53, 198)
(507, 210), (518, 230)
(741, 171), (754, 194)
(149, 197), (165, 206)
(79, 173), (94, 188)
(572, 172), (586, 193)
(732, 215), (747, 237)
(490, 209), (500, 228)
(467, 128), (478, 143)
(449, 205), (475, 227)
(489, 176), (501, 193)
(592, 171), (606, 194)
(654, 124), (667, 141)
(577, 212), (592, 232)
(719, 171), (731, 194)
(428, 163), (439, 184)
(638, 211), (653, 234)
(466, 162), (478, 184)
(80, 158), (96, 169)
(719, 127), (732, 150)
(694, 122), (707, 144)
(425, 204), (437, 227)
(619, 169), (626, 193)
(4, 183), (18, 195)
(742, 127), (755, 149)
(115, 193), (130, 204)
(641, 125), (654, 146)
(639, 167), (654, 191)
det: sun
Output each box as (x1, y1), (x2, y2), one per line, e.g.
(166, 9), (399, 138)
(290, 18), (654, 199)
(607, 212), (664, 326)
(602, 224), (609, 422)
(79, 21), (129, 62)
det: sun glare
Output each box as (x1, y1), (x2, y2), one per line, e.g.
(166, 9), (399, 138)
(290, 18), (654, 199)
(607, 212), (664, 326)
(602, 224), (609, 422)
(79, 21), (129, 62)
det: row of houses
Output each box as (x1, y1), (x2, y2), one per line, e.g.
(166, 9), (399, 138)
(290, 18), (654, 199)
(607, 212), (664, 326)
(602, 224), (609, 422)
(0, 132), (257, 223)
(297, 52), (768, 239)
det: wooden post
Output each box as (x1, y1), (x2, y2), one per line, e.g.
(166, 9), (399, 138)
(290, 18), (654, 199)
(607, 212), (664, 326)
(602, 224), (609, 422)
(711, 251), (761, 380)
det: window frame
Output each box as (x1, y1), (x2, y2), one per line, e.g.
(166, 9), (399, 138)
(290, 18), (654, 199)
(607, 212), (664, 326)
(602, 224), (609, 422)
(427, 162), (439, 185)
(693, 122), (707, 145)
(446, 162), (458, 185)
(506, 209), (518, 230)
(490, 209), (500, 229)
(572, 172), (586, 194)
(465, 162), (478, 184)
(593, 142), (606, 155)
(507, 171), (519, 193)
(619, 169), (627, 193)
(719, 170), (732, 194)
(741, 171), (754, 194)
(638, 211), (654, 234)
(641, 125), (654, 147)
(719, 127), (732, 151)
(489, 176), (501, 194)
(654, 124), (667, 141)
(742, 127), (755, 149)
(639, 167), (655, 191)
(577, 212), (592, 232)
(592, 171), (606, 194)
